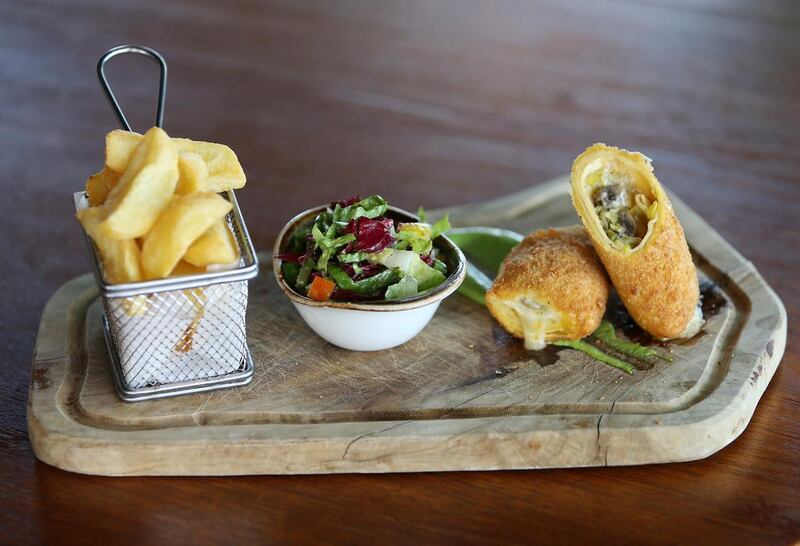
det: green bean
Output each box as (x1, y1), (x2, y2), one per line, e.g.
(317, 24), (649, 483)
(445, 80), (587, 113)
(552, 339), (635, 374)
(591, 320), (672, 361)
(329, 266), (400, 295)
(295, 259), (315, 290)
(281, 262), (300, 287)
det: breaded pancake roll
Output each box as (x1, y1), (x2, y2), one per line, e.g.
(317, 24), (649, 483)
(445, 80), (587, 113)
(570, 143), (702, 339)
(486, 226), (609, 350)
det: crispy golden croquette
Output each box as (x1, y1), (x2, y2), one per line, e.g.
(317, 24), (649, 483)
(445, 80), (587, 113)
(570, 143), (702, 339)
(486, 226), (609, 349)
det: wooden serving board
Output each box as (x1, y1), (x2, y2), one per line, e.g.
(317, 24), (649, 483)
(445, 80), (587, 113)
(28, 177), (786, 475)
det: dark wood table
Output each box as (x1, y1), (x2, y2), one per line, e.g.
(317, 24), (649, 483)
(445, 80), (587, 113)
(2, 1), (798, 544)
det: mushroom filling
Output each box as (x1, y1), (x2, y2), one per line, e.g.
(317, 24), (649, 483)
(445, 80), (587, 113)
(587, 169), (658, 251)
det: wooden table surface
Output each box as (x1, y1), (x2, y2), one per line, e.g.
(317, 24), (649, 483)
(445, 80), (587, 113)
(2, 0), (798, 544)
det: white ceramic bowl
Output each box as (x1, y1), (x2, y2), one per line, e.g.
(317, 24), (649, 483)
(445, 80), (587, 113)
(273, 205), (466, 351)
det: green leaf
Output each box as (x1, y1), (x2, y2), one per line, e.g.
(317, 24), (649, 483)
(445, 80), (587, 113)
(447, 227), (523, 275)
(295, 259), (316, 290)
(281, 262), (300, 286)
(430, 213), (451, 239)
(328, 233), (356, 248)
(338, 251), (368, 263)
(395, 229), (433, 254)
(385, 275), (419, 300)
(287, 228), (310, 253)
(370, 248), (446, 292)
(458, 263), (492, 305)
(311, 223), (326, 245)
(417, 206), (427, 223)
(317, 248), (333, 273)
(332, 195), (388, 223)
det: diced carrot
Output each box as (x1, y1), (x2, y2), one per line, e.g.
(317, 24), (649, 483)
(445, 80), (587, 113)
(308, 275), (335, 302)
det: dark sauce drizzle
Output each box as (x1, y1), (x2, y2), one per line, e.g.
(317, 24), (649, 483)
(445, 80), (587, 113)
(605, 280), (727, 347)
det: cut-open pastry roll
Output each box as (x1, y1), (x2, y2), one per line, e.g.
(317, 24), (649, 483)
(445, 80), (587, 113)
(570, 143), (702, 339)
(486, 226), (609, 350)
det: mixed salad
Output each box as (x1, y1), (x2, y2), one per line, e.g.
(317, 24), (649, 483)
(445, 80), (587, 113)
(278, 195), (451, 302)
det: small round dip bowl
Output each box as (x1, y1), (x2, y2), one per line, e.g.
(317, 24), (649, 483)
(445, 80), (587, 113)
(273, 205), (466, 351)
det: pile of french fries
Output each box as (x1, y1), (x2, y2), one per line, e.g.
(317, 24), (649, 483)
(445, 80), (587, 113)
(77, 127), (246, 284)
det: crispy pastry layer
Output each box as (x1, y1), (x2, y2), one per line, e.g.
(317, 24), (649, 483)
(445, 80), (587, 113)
(486, 226), (609, 345)
(570, 143), (700, 339)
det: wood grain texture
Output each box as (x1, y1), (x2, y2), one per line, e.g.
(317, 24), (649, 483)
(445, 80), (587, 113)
(2, 0), (799, 544)
(27, 180), (785, 476)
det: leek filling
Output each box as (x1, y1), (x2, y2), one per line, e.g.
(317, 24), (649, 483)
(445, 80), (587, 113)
(508, 298), (564, 350)
(587, 169), (657, 251)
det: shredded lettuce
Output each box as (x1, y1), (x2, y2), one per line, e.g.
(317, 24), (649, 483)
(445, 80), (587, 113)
(332, 195), (388, 223)
(396, 224), (433, 254)
(385, 275), (419, 300)
(281, 195), (451, 301)
(369, 249), (446, 293)
(338, 251), (368, 263)
(312, 224), (356, 274)
(430, 214), (451, 239)
(295, 258), (316, 290)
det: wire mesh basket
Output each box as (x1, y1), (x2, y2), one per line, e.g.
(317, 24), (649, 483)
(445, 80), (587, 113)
(75, 191), (259, 401)
(76, 45), (259, 401)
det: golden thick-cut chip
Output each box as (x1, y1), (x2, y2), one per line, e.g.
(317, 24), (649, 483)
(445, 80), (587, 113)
(105, 129), (245, 192)
(85, 170), (107, 207)
(141, 193), (232, 279)
(76, 207), (143, 284)
(170, 260), (206, 277)
(183, 219), (239, 267)
(105, 130), (140, 173)
(100, 127), (179, 240)
(85, 168), (121, 207)
(77, 206), (148, 315)
(176, 151), (208, 195)
(174, 137), (246, 192)
(174, 287), (207, 353)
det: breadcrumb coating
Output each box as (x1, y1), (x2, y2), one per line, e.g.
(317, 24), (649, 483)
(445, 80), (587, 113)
(486, 226), (609, 343)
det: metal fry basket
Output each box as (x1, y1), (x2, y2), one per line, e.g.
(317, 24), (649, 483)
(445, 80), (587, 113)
(78, 45), (259, 401)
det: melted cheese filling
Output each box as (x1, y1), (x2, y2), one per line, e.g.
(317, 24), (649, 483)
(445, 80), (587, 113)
(508, 298), (564, 350)
(675, 305), (704, 339)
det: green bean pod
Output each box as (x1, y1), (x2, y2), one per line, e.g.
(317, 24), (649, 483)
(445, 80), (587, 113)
(329, 266), (401, 295)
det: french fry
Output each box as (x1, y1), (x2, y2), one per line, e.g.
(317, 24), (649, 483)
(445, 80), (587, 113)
(106, 130), (245, 192)
(174, 287), (207, 353)
(175, 138), (246, 192)
(77, 205), (149, 316)
(183, 219), (239, 267)
(141, 193), (232, 279)
(170, 260), (206, 277)
(105, 130), (139, 172)
(76, 207), (142, 284)
(85, 168), (121, 207)
(100, 127), (179, 240)
(176, 151), (208, 195)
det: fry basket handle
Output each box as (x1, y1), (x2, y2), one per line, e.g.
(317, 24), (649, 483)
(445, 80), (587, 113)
(97, 45), (167, 131)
